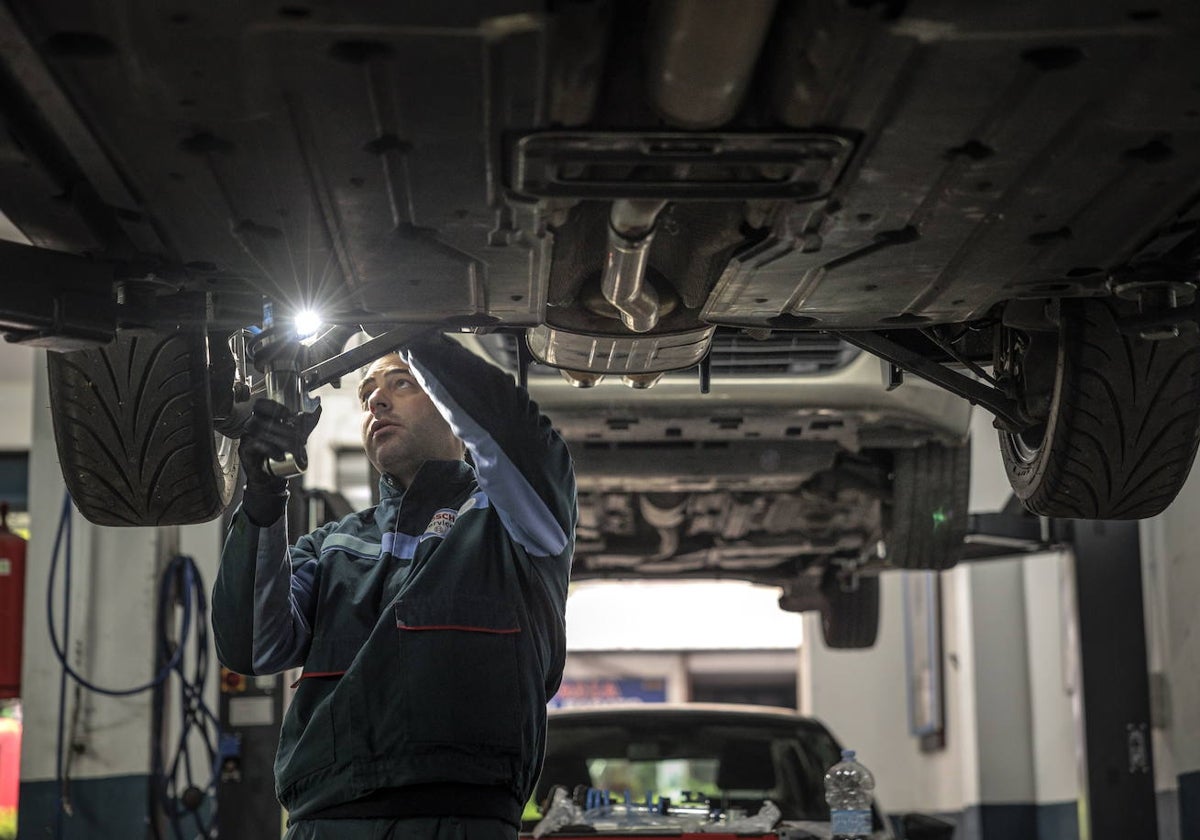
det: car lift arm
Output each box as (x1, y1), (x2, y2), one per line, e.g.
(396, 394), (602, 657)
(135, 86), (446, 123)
(299, 324), (440, 392)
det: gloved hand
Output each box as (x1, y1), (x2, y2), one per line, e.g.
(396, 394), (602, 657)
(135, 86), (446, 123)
(238, 399), (321, 526)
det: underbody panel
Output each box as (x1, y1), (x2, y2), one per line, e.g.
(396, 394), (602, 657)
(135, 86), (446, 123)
(0, 1), (1196, 333)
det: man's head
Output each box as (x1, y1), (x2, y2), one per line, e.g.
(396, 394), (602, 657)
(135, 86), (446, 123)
(358, 353), (465, 486)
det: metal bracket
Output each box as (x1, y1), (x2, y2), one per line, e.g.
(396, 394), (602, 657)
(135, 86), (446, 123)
(511, 131), (855, 200)
(0, 239), (119, 349)
(883, 362), (904, 391)
(831, 329), (1035, 432)
(1117, 299), (1200, 339)
(961, 495), (1072, 561)
(300, 324), (439, 392)
(516, 332), (534, 390)
(964, 512), (1073, 560)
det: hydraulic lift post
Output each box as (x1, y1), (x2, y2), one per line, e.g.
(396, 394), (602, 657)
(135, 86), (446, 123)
(1070, 520), (1158, 840)
(967, 511), (1159, 838)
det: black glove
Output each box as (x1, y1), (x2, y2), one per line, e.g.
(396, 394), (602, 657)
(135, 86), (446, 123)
(238, 399), (321, 526)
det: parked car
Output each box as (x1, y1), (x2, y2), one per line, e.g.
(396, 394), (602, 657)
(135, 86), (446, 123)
(2, 2), (1198, 551)
(526, 703), (954, 840)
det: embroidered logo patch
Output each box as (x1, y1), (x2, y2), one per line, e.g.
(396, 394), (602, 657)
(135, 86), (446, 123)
(424, 509), (458, 537)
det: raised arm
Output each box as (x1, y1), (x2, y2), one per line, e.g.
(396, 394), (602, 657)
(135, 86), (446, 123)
(211, 395), (327, 674)
(211, 507), (322, 676)
(404, 334), (577, 558)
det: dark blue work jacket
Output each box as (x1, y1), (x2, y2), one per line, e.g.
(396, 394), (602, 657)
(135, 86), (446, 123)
(212, 336), (576, 827)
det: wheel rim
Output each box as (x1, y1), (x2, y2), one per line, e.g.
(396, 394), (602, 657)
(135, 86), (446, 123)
(998, 324), (1060, 468)
(1008, 422), (1047, 465)
(215, 431), (237, 474)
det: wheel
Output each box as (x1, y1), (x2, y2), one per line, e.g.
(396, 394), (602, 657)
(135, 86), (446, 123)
(819, 572), (879, 649)
(998, 298), (1200, 519)
(886, 443), (970, 571)
(47, 330), (238, 526)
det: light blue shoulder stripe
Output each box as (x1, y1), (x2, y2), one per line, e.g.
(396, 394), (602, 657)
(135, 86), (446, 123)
(321, 531), (426, 560)
(405, 356), (568, 557)
(459, 491), (490, 514)
(320, 533), (382, 559)
(376, 492), (492, 559)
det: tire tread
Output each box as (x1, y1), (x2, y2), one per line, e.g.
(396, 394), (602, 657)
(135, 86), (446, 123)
(48, 331), (234, 526)
(1003, 299), (1200, 519)
(888, 443), (970, 571)
(820, 574), (880, 649)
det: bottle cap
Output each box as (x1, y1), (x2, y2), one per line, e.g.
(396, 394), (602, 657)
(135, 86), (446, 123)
(841, 749), (856, 760)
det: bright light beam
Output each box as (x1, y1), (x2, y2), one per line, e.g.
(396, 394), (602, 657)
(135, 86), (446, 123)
(294, 308), (323, 339)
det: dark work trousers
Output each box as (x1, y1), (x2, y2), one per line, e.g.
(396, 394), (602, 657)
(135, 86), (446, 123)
(283, 816), (518, 840)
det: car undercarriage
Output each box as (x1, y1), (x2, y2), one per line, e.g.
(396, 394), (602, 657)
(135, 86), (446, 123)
(2, 1), (1200, 644)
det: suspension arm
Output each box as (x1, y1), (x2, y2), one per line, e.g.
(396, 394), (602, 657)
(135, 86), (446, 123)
(831, 330), (1035, 433)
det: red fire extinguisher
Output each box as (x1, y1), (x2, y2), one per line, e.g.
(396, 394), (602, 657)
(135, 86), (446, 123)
(0, 501), (27, 699)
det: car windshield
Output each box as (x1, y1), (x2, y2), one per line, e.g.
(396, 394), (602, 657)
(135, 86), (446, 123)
(533, 710), (843, 823)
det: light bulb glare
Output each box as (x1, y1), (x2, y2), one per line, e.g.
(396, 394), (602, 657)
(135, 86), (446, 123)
(294, 309), (322, 339)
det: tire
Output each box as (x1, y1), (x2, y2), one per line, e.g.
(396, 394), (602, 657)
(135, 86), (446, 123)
(820, 573), (879, 649)
(886, 444), (970, 571)
(47, 330), (238, 526)
(999, 298), (1200, 519)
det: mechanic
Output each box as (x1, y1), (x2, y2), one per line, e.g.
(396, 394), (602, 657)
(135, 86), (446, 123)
(211, 332), (577, 840)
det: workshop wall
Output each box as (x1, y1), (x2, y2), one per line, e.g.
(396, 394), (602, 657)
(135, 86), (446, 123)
(304, 375), (362, 492)
(801, 568), (971, 815)
(561, 580), (802, 708)
(17, 353), (225, 839)
(0, 340), (34, 448)
(801, 410), (1081, 839)
(560, 649), (799, 707)
(801, 552), (1081, 838)
(19, 353), (156, 837)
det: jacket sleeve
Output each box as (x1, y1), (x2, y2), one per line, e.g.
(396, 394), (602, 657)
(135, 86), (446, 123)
(211, 506), (323, 675)
(404, 334), (577, 558)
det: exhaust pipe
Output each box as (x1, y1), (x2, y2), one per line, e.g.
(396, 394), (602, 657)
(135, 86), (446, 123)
(559, 369), (606, 388)
(598, 1), (777, 335)
(640, 494), (688, 561)
(601, 199), (668, 333)
(646, 0), (779, 129)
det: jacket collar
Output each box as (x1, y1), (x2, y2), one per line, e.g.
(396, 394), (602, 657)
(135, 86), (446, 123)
(378, 459), (474, 498)
(375, 459), (476, 531)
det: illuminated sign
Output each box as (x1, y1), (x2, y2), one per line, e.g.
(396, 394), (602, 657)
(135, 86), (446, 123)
(550, 677), (666, 707)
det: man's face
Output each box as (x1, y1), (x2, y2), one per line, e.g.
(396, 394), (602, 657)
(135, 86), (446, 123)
(358, 353), (464, 484)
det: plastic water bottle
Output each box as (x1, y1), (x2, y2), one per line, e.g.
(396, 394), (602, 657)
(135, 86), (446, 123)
(824, 749), (875, 839)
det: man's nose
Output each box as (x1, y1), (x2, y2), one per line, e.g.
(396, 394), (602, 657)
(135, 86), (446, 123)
(367, 388), (388, 413)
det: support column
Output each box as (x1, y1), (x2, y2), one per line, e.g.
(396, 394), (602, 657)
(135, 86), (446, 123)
(1069, 521), (1157, 840)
